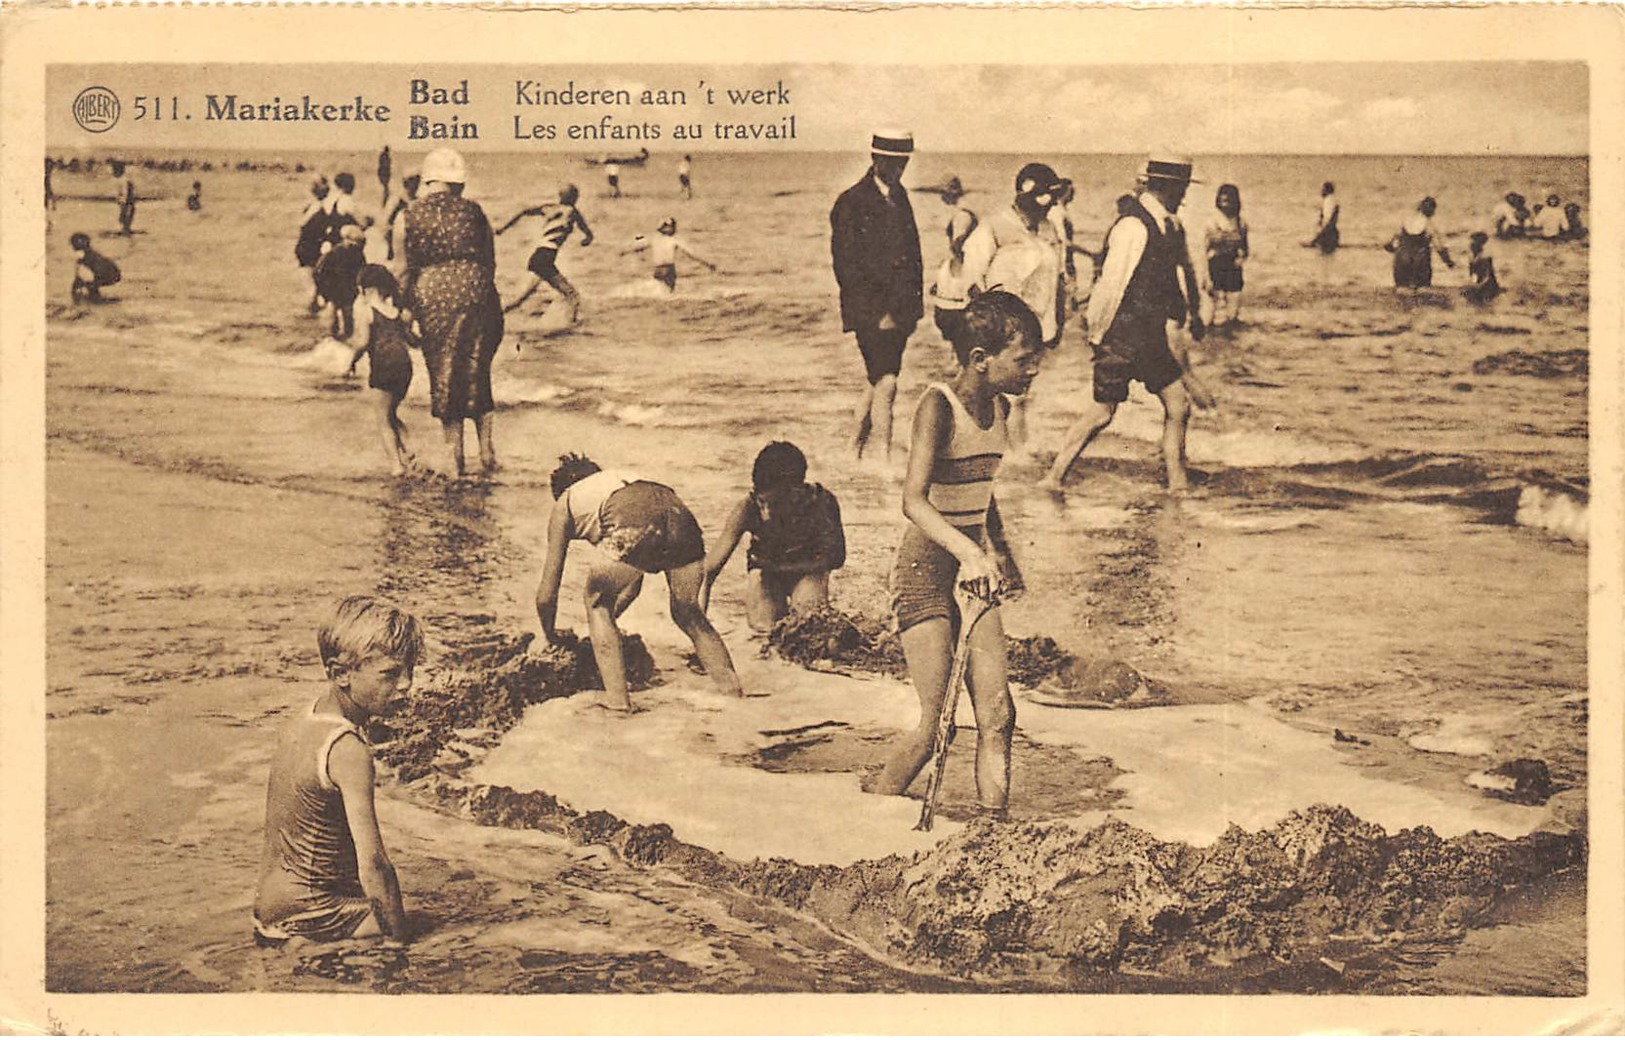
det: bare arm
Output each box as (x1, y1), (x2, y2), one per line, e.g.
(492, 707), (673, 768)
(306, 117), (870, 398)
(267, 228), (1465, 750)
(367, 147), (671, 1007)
(328, 736), (408, 941)
(572, 210), (594, 246)
(347, 305), (374, 374)
(534, 499), (576, 643)
(984, 494), (1023, 597)
(902, 391), (997, 592)
(494, 205), (544, 236)
(676, 241), (718, 271)
(703, 496), (753, 588)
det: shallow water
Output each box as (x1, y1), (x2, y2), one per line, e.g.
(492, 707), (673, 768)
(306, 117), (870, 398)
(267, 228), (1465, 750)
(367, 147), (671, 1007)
(44, 149), (1588, 993)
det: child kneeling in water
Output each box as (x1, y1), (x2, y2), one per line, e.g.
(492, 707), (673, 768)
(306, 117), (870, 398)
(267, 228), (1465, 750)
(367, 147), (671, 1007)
(347, 265), (418, 476)
(702, 441), (846, 631)
(871, 291), (1041, 819)
(536, 455), (746, 710)
(254, 596), (424, 945)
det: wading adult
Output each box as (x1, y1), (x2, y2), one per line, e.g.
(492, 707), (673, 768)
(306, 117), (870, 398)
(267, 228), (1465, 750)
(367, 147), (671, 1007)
(1039, 155), (1213, 495)
(830, 129), (924, 464)
(402, 148), (506, 477)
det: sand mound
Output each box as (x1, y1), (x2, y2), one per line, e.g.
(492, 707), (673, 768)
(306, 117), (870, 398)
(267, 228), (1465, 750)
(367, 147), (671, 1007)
(375, 631), (655, 782)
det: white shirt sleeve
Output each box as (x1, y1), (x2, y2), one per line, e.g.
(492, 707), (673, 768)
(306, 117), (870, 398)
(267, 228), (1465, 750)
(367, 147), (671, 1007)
(959, 221), (997, 295)
(1086, 217), (1148, 344)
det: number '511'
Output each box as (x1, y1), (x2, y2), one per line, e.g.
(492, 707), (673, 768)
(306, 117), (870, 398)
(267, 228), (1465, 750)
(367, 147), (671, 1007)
(133, 96), (181, 120)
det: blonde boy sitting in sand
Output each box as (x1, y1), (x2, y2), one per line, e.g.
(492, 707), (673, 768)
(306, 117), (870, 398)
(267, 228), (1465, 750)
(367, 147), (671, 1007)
(536, 454), (746, 711)
(254, 596), (424, 946)
(870, 291), (1041, 818)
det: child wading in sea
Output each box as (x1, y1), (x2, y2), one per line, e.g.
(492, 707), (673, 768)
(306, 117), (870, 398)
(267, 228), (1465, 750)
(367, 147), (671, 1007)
(536, 454), (745, 711)
(702, 441), (846, 632)
(346, 265), (418, 475)
(621, 217), (719, 293)
(315, 223), (368, 339)
(497, 183), (594, 326)
(69, 232), (121, 303)
(870, 291), (1041, 819)
(186, 181), (203, 212)
(254, 596), (424, 945)
(1203, 183), (1249, 328)
(1463, 232), (1503, 305)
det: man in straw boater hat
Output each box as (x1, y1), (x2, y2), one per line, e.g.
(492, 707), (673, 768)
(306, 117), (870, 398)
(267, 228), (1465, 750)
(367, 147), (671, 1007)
(829, 128), (925, 464)
(1039, 153), (1216, 495)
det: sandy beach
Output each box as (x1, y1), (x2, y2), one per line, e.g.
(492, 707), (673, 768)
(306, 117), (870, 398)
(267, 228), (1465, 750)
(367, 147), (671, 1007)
(43, 147), (1589, 995)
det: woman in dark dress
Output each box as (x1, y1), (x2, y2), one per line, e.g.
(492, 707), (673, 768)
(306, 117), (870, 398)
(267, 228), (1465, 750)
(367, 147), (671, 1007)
(1387, 196), (1454, 290)
(402, 148), (505, 476)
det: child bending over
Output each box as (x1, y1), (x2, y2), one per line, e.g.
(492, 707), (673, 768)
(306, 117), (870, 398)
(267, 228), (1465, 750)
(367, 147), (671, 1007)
(871, 291), (1042, 818)
(69, 232), (121, 303)
(702, 441), (846, 631)
(254, 596), (425, 945)
(536, 454), (745, 711)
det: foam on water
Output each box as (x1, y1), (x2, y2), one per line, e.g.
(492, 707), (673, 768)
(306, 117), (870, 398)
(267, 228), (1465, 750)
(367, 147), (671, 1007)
(1516, 484), (1589, 543)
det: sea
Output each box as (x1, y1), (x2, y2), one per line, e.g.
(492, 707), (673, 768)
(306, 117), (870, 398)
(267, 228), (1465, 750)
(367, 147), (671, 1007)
(42, 148), (1590, 996)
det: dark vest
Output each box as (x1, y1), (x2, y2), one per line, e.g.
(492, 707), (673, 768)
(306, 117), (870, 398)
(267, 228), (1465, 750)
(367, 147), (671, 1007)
(1104, 197), (1186, 342)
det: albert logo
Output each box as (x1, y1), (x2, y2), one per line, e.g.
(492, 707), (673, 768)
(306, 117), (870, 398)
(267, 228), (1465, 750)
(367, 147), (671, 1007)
(73, 86), (120, 133)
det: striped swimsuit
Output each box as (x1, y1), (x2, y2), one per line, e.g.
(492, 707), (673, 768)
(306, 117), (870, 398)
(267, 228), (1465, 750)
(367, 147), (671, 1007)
(891, 383), (1009, 631)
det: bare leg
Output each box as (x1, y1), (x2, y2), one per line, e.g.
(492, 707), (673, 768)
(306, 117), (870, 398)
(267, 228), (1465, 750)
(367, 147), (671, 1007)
(502, 276), (543, 316)
(963, 607), (1014, 812)
(666, 561), (744, 696)
(743, 571), (786, 633)
(873, 618), (952, 796)
(1038, 399), (1118, 491)
(546, 273), (581, 324)
(787, 572), (831, 616)
(441, 419), (466, 477)
(371, 389), (406, 475)
(868, 373), (899, 465)
(1156, 380), (1193, 492)
(851, 384), (875, 459)
(585, 561), (644, 710)
(475, 412), (497, 473)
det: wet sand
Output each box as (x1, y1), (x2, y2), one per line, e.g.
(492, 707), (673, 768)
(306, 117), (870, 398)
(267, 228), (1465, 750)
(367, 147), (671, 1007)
(44, 151), (1588, 995)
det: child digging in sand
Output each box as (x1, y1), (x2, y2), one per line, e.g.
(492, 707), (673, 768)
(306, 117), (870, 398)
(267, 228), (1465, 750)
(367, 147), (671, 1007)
(536, 454), (746, 711)
(702, 441), (846, 632)
(254, 596), (424, 945)
(870, 291), (1041, 819)
(346, 265), (418, 476)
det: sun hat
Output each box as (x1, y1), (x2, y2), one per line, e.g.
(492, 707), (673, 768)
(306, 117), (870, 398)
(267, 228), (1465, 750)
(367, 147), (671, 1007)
(870, 129), (914, 157)
(1016, 162), (1068, 196)
(1141, 153), (1199, 184)
(419, 148), (467, 185)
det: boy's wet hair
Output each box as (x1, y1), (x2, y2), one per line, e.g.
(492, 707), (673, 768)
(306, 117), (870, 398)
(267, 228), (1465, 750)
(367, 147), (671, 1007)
(357, 264), (400, 300)
(550, 453), (602, 499)
(1469, 231), (1489, 248)
(69, 232), (91, 250)
(752, 441), (807, 493)
(317, 595), (425, 675)
(334, 172), (356, 192)
(951, 291), (1042, 366)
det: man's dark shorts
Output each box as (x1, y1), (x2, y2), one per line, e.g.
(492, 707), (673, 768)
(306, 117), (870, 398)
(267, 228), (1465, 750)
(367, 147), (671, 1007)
(1090, 325), (1185, 404)
(856, 326), (911, 385)
(527, 247), (561, 280)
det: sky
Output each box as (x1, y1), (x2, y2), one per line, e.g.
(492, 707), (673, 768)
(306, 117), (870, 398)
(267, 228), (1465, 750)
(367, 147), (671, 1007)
(49, 62), (1588, 156)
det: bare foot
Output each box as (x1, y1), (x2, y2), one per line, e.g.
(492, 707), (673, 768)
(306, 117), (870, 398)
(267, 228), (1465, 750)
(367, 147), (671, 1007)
(589, 695), (636, 714)
(481, 457), (502, 475)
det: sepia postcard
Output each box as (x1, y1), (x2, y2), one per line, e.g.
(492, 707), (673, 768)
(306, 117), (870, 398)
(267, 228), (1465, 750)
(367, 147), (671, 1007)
(1, 2), (1621, 1035)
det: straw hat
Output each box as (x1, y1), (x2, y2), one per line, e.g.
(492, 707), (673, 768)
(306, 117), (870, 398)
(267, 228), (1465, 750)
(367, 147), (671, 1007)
(870, 128), (914, 157)
(419, 148), (467, 185)
(1140, 153), (1199, 184)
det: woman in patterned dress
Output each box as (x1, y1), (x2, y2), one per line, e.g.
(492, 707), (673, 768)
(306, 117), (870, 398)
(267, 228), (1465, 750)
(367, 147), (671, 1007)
(402, 148), (505, 476)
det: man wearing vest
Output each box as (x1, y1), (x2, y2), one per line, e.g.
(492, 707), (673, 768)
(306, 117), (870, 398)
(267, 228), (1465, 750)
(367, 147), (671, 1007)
(830, 129), (925, 464)
(1039, 154), (1215, 494)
